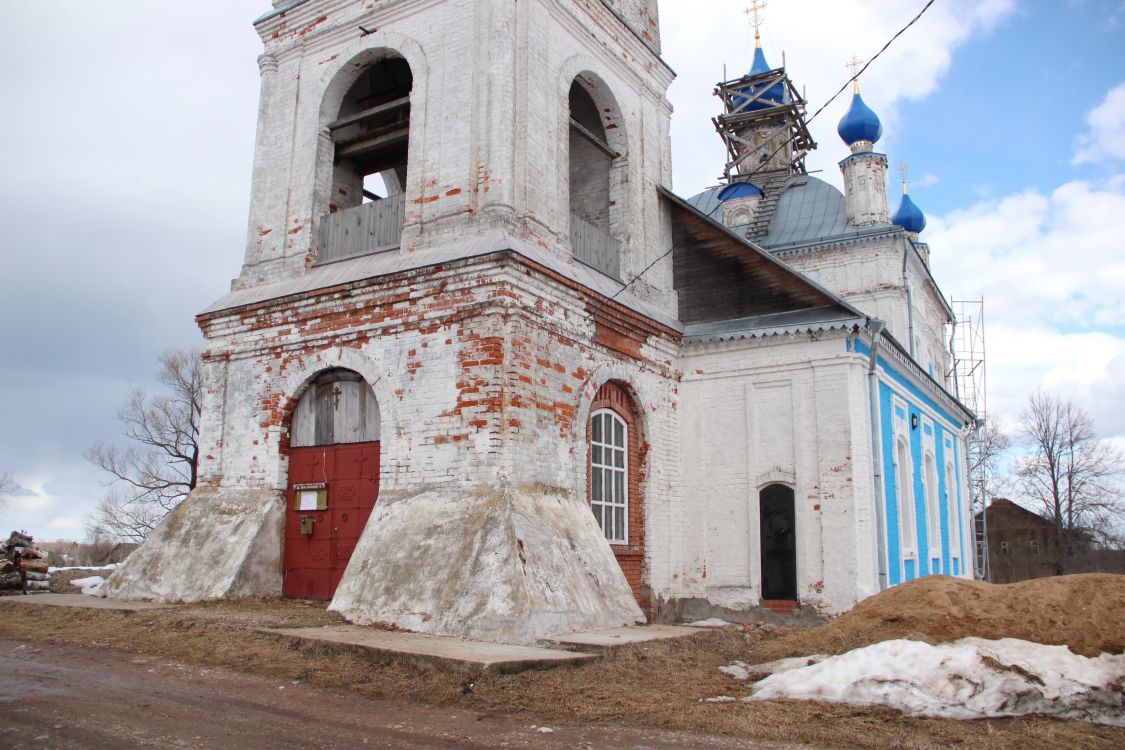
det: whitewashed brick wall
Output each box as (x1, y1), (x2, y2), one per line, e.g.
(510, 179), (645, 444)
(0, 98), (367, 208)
(676, 333), (878, 614)
(238, 0), (676, 314)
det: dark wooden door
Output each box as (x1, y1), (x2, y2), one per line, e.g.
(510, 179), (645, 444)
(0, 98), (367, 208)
(283, 441), (379, 600)
(759, 484), (797, 601)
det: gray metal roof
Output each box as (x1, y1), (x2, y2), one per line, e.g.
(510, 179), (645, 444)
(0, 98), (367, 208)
(686, 175), (900, 250)
(764, 176), (849, 245)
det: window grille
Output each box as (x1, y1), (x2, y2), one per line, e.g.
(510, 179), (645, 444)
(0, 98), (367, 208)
(590, 409), (628, 544)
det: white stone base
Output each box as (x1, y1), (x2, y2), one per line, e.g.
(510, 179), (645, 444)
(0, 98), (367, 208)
(102, 487), (284, 602)
(330, 484), (645, 645)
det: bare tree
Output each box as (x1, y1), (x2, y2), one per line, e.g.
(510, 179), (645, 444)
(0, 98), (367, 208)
(969, 418), (1012, 499)
(1014, 392), (1123, 574)
(0, 470), (14, 511)
(85, 350), (202, 542)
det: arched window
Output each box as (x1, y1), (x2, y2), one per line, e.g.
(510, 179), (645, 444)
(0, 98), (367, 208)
(924, 451), (941, 556)
(318, 55), (413, 264)
(895, 437), (917, 559)
(586, 381), (646, 609)
(568, 76), (624, 279)
(590, 408), (628, 543)
(945, 459), (960, 561)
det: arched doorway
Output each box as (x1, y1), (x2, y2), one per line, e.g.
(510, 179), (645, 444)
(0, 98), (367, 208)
(283, 369), (381, 600)
(759, 484), (796, 601)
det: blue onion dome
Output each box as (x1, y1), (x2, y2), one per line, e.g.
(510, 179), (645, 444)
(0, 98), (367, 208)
(731, 36), (787, 113)
(718, 182), (763, 201)
(837, 91), (883, 148)
(892, 190), (926, 234)
(750, 44), (771, 75)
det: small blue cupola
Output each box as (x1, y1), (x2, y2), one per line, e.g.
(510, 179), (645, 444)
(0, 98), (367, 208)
(837, 85), (882, 148)
(718, 182), (763, 201)
(892, 180), (926, 234)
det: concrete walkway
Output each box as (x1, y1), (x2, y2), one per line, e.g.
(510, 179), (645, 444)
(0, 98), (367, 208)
(265, 625), (599, 674)
(0, 593), (172, 612)
(4, 593), (706, 675)
(541, 624), (704, 652)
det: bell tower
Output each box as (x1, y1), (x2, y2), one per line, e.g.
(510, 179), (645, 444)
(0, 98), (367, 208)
(237, 0), (677, 314)
(106, 0), (683, 646)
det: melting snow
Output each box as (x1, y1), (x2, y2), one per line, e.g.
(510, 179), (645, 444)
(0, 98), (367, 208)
(745, 637), (1125, 726)
(688, 618), (736, 628)
(719, 662), (751, 680)
(69, 576), (107, 596)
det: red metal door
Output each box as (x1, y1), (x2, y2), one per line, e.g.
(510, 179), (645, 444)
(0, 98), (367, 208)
(283, 441), (379, 600)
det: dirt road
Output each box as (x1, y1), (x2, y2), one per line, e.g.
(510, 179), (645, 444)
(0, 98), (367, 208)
(0, 638), (789, 749)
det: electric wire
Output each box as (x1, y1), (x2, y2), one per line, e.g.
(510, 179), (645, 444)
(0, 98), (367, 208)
(607, 0), (937, 302)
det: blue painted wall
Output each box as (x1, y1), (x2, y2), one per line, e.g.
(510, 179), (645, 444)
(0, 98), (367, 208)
(856, 340), (967, 586)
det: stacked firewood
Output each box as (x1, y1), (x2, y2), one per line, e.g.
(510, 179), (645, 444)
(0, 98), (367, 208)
(0, 531), (50, 595)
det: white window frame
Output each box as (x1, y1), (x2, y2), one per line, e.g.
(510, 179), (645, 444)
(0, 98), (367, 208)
(922, 418), (941, 555)
(590, 408), (628, 544)
(892, 399), (917, 560)
(945, 450), (961, 563)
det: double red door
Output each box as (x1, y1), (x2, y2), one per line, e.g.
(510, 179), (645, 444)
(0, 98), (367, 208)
(283, 441), (380, 600)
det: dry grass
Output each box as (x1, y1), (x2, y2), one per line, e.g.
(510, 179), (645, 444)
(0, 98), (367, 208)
(1, 600), (1121, 749)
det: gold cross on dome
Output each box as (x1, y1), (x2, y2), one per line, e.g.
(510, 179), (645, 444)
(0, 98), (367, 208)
(846, 55), (865, 93)
(745, 1), (767, 39)
(898, 162), (911, 189)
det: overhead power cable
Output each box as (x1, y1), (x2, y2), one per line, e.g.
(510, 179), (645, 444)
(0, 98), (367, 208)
(608, 0), (937, 302)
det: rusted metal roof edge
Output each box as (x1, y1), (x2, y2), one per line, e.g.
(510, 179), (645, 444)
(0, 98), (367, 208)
(255, 0), (310, 25)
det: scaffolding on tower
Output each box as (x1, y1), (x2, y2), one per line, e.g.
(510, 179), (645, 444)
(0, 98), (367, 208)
(949, 298), (989, 580)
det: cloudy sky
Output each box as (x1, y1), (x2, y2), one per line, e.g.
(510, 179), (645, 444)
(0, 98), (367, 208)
(1, 0), (1123, 538)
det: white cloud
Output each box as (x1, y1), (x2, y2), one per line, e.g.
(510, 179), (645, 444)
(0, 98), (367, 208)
(661, 0), (1016, 195)
(47, 517), (84, 530)
(927, 176), (1125, 436)
(1073, 82), (1125, 164)
(913, 172), (940, 189)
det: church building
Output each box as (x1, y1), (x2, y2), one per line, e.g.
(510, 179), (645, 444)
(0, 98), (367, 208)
(105, 0), (974, 645)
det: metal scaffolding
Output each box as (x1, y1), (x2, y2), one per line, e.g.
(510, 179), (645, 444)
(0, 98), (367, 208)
(949, 298), (989, 580)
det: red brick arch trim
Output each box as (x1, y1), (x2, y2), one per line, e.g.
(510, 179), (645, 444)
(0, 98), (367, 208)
(586, 380), (648, 613)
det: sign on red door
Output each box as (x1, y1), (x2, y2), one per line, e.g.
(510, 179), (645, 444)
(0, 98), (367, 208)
(283, 441), (380, 600)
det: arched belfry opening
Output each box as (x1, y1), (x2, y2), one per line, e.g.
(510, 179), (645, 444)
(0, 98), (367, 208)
(284, 369), (381, 600)
(319, 55), (413, 264)
(568, 76), (625, 280)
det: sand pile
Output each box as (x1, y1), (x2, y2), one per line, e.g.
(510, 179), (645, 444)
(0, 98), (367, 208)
(751, 573), (1125, 663)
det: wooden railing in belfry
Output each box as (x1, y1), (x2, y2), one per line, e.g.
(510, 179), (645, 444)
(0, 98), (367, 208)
(570, 213), (620, 280)
(316, 193), (406, 264)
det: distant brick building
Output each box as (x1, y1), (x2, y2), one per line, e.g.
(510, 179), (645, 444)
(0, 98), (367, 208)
(979, 499), (1060, 583)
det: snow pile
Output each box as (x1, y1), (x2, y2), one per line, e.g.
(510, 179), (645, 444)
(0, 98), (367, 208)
(688, 618), (736, 628)
(718, 662), (751, 680)
(746, 637), (1125, 726)
(69, 576), (107, 596)
(48, 563), (119, 573)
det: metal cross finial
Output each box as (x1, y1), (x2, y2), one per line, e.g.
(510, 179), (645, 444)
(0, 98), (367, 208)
(846, 55), (864, 93)
(745, 1), (767, 40)
(898, 162), (911, 191)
